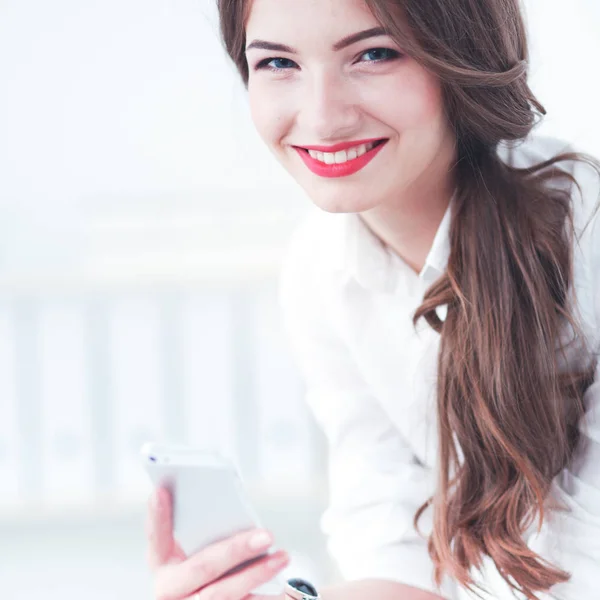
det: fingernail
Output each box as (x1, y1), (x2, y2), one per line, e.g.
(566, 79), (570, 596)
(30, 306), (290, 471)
(248, 531), (272, 550)
(267, 552), (288, 569)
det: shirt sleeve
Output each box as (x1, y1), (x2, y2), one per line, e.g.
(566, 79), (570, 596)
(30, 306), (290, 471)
(527, 162), (600, 599)
(278, 216), (458, 599)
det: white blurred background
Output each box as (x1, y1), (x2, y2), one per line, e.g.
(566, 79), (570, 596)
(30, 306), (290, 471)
(0, 1), (598, 599)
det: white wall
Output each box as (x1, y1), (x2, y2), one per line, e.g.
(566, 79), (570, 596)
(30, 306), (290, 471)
(525, 0), (600, 153)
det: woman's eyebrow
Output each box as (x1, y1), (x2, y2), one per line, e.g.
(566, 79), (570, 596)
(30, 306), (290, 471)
(246, 26), (388, 53)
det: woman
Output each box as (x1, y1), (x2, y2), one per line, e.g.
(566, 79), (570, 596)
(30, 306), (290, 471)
(146, 0), (600, 599)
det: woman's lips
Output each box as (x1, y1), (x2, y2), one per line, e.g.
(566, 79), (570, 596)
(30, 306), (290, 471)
(294, 139), (388, 178)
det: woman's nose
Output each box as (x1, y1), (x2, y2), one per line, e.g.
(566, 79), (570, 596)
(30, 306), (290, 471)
(296, 71), (361, 141)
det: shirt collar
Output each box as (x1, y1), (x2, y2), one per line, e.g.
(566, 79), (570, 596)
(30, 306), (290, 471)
(332, 191), (455, 293)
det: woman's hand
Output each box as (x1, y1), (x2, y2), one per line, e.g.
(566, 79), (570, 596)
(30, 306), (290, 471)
(147, 487), (290, 600)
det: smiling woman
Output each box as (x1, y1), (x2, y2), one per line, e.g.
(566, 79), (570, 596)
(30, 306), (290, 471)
(146, 1), (600, 600)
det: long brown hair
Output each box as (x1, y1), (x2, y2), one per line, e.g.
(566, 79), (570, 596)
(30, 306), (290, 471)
(217, 1), (600, 598)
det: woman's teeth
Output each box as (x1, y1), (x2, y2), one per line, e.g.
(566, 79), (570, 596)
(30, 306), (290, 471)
(307, 141), (377, 164)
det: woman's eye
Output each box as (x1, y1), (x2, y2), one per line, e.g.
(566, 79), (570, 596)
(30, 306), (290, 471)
(255, 57), (297, 71)
(252, 48), (400, 72)
(358, 48), (400, 63)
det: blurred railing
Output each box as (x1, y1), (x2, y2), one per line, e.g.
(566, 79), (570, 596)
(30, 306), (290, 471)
(0, 281), (327, 511)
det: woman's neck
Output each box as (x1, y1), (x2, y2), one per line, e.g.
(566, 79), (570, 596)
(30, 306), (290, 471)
(359, 172), (456, 277)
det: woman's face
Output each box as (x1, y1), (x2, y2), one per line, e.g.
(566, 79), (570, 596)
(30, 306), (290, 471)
(245, 0), (456, 214)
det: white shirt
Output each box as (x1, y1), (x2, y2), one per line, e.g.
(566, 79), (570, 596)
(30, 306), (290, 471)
(278, 134), (600, 600)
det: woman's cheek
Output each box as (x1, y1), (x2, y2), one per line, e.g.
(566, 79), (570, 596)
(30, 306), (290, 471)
(401, 73), (445, 125)
(248, 83), (275, 143)
(370, 69), (444, 129)
(249, 83), (294, 147)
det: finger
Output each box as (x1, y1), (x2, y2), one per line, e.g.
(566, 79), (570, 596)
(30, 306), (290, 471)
(195, 550), (290, 600)
(147, 487), (176, 569)
(144, 493), (157, 539)
(155, 528), (275, 600)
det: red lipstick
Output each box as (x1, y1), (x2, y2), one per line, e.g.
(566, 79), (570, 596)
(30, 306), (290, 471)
(293, 139), (388, 179)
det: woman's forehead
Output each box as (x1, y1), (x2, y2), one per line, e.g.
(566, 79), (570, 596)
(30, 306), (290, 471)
(245, 0), (381, 41)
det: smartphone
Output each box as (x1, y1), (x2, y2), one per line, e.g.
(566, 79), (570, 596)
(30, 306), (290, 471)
(141, 442), (285, 593)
